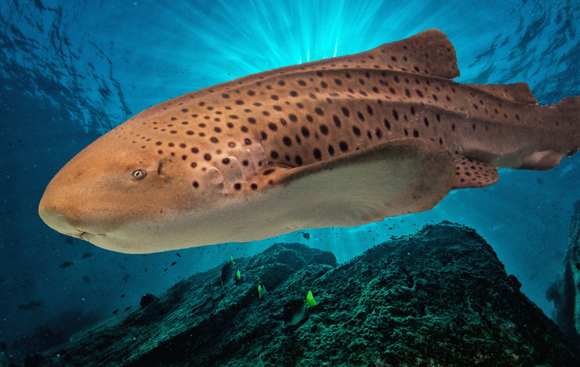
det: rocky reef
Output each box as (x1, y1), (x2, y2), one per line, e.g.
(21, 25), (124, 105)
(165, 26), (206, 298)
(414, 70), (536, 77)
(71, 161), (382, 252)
(547, 200), (580, 350)
(28, 222), (578, 366)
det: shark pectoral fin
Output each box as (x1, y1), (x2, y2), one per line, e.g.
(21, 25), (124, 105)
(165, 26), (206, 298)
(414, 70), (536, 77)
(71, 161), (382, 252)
(452, 156), (499, 189)
(254, 138), (455, 228)
(464, 82), (538, 104)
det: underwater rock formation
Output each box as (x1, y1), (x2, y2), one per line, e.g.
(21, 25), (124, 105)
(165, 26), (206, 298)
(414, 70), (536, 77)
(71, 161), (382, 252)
(37, 222), (578, 366)
(547, 200), (580, 349)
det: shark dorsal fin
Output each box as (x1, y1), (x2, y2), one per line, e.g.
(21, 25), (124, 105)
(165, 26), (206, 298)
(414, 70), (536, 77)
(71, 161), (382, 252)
(176, 29), (460, 105)
(364, 28), (460, 79)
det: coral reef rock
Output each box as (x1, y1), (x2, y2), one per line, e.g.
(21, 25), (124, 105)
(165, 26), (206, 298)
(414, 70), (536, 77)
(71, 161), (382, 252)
(39, 222), (578, 366)
(547, 200), (580, 350)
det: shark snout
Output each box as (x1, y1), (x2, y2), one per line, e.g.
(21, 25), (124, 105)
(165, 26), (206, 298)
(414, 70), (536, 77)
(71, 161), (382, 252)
(38, 208), (83, 239)
(39, 191), (85, 239)
(39, 193), (110, 244)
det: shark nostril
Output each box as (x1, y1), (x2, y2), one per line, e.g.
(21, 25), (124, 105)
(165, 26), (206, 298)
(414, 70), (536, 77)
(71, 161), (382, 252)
(157, 158), (175, 176)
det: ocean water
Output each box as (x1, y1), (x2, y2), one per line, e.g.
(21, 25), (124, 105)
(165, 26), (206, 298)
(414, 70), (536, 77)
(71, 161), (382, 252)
(1, 0), (579, 360)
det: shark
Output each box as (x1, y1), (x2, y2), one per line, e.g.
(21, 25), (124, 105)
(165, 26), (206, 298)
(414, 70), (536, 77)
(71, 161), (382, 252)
(38, 29), (580, 254)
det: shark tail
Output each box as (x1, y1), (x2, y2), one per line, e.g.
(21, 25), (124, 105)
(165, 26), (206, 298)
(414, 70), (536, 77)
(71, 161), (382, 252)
(553, 96), (580, 159)
(554, 95), (580, 126)
(520, 96), (580, 171)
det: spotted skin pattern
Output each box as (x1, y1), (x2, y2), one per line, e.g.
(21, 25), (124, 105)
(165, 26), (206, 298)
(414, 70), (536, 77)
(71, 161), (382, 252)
(39, 29), (580, 253)
(115, 30), (575, 194)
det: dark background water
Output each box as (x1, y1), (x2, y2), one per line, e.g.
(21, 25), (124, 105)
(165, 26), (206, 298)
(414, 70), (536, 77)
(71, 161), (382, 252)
(1, 0), (579, 359)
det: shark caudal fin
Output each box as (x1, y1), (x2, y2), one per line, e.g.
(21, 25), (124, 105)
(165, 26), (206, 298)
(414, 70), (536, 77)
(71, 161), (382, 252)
(516, 95), (580, 171)
(451, 94), (579, 189)
(555, 96), (580, 157)
(553, 96), (580, 130)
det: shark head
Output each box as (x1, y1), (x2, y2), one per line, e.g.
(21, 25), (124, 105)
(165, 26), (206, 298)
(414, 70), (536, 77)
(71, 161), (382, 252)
(38, 121), (206, 253)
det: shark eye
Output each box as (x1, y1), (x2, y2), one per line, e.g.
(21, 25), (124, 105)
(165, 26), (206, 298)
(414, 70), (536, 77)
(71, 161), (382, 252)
(132, 169), (147, 180)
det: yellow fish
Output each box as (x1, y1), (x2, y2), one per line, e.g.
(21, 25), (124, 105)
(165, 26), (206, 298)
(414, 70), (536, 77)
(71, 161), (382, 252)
(38, 29), (580, 253)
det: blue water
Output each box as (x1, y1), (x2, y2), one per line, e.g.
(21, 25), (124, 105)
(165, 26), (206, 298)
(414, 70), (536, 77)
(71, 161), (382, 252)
(1, 0), (579, 359)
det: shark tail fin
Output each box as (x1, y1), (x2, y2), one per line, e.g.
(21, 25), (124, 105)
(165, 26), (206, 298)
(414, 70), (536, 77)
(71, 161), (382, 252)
(554, 96), (580, 159)
(554, 96), (580, 123)
(515, 96), (580, 171)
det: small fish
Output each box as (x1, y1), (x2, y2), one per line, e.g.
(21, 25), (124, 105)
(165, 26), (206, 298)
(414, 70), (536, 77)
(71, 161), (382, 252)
(59, 261), (74, 269)
(18, 301), (42, 310)
(38, 29), (580, 254)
